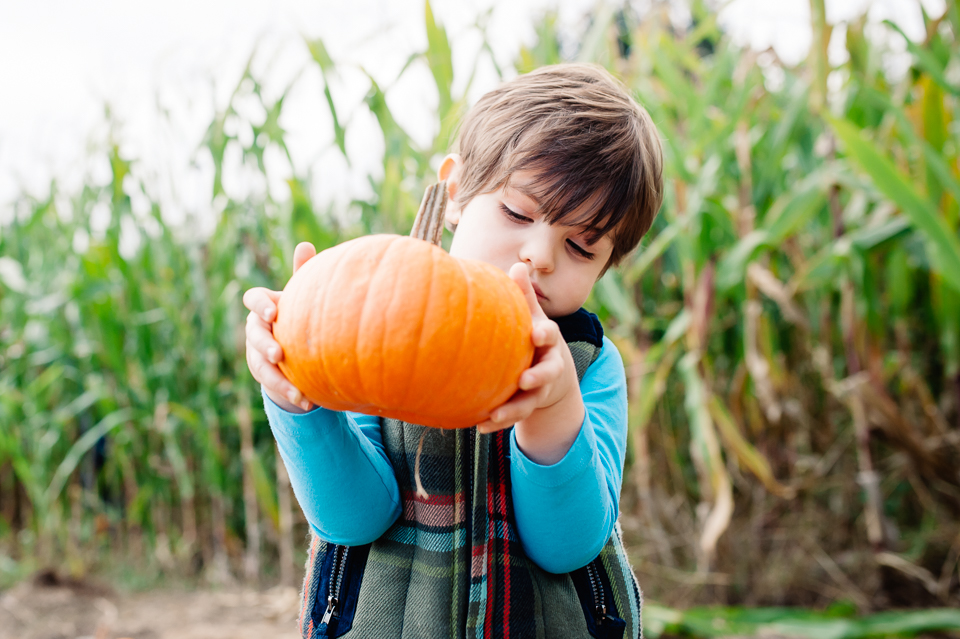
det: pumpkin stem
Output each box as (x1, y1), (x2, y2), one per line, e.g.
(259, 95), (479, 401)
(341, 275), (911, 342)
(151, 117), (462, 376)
(411, 181), (448, 247)
(414, 429), (430, 500)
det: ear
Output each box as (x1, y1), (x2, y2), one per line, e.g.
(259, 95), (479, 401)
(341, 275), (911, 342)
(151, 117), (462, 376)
(438, 154), (463, 228)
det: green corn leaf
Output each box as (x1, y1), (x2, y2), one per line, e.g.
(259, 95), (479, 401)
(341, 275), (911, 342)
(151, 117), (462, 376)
(716, 230), (769, 291)
(576, 3), (616, 65)
(662, 309), (691, 346)
(885, 245), (913, 314)
(305, 36), (347, 158)
(595, 270), (640, 331)
(861, 85), (960, 211)
(43, 408), (138, 508)
(424, 0), (454, 122)
(717, 171), (828, 292)
(830, 117), (960, 296)
(52, 389), (101, 423)
(849, 216), (911, 249)
(644, 605), (960, 639)
(884, 20), (960, 97)
(625, 222), (680, 286)
(933, 278), (960, 377)
(763, 177), (829, 244)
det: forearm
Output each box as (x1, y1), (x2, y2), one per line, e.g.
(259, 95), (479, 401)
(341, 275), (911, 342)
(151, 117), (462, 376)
(510, 414), (619, 574)
(510, 337), (628, 574)
(263, 389), (402, 544)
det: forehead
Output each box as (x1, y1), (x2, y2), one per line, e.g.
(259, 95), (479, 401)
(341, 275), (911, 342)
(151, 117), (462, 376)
(502, 171), (617, 246)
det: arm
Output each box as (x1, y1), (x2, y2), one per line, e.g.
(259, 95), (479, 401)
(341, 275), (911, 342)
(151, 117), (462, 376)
(508, 337), (626, 574)
(265, 394), (402, 545)
(245, 242), (399, 545)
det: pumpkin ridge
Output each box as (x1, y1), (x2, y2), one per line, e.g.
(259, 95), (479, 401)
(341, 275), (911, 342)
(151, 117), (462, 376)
(421, 254), (470, 424)
(509, 274), (535, 400)
(308, 254), (340, 403)
(491, 266), (522, 408)
(357, 236), (396, 407)
(296, 261), (319, 400)
(278, 254), (324, 403)
(483, 268), (524, 411)
(405, 246), (468, 422)
(379, 236), (419, 410)
(440, 257), (485, 423)
(321, 240), (366, 406)
(305, 249), (336, 406)
(397, 240), (436, 410)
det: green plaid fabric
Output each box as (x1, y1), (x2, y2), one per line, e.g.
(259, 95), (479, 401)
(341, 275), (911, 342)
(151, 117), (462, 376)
(298, 310), (642, 639)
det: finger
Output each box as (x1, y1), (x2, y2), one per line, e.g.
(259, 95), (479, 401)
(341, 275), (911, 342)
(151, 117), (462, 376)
(479, 391), (540, 433)
(293, 242), (317, 273)
(243, 287), (282, 322)
(476, 419), (513, 435)
(508, 262), (546, 320)
(518, 351), (564, 390)
(247, 344), (311, 409)
(530, 318), (560, 349)
(247, 312), (283, 364)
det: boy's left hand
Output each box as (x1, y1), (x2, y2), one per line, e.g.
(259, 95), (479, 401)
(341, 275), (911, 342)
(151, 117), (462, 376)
(477, 264), (584, 446)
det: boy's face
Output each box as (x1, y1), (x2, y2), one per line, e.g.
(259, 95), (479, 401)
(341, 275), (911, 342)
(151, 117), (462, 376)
(444, 165), (614, 319)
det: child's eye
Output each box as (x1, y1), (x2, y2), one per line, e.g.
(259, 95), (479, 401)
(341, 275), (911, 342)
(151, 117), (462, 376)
(499, 203), (531, 223)
(567, 239), (595, 260)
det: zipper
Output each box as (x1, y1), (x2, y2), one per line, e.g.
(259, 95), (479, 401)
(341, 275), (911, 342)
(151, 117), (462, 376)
(321, 545), (349, 626)
(586, 561), (607, 625)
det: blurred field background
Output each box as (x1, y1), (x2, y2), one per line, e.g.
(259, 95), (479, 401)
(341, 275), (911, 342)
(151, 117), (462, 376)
(2, 0), (960, 636)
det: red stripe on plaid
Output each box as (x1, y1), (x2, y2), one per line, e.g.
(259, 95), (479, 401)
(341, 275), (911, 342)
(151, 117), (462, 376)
(401, 490), (466, 527)
(498, 432), (511, 638)
(485, 515), (494, 639)
(472, 543), (486, 579)
(400, 490), (459, 505)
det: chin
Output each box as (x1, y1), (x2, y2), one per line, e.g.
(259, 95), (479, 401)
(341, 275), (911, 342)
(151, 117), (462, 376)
(540, 302), (563, 318)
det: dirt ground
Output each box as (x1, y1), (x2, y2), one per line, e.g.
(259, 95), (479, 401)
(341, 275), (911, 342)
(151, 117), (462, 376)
(0, 574), (301, 639)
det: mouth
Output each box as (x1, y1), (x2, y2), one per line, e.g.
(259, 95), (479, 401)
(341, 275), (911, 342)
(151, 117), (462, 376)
(532, 283), (547, 300)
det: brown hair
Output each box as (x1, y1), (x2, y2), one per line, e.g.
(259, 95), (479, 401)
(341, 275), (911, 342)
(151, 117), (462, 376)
(452, 63), (663, 269)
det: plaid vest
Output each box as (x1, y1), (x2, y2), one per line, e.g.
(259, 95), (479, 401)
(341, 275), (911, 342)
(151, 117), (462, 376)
(297, 309), (642, 639)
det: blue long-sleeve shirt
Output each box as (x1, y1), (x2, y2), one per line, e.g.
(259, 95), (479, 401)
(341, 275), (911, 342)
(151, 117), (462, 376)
(264, 335), (627, 574)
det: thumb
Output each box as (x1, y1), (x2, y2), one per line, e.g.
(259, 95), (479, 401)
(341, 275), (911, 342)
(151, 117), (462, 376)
(293, 242), (317, 273)
(508, 262), (545, 320)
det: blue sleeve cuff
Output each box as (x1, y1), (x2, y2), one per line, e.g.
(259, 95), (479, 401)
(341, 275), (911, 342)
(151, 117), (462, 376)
(262, 389), (336, 431)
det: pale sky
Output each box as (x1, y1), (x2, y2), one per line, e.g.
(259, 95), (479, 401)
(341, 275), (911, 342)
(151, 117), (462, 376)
(0, 0), (941, 231)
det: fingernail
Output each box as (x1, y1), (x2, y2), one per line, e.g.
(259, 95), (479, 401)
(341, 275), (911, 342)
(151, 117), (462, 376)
(264, 306), (275, 321)
(288, 390), (301, 405)
(301, 400), (312, 411)
(268, 347), (280, 363)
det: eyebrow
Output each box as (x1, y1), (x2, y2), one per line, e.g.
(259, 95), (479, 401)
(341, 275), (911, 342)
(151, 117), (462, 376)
(504, 181), (541, 206)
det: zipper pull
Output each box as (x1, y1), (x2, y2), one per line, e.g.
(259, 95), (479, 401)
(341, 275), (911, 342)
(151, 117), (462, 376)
(595, 603), (607, 624)
(321, 595), (337, 625)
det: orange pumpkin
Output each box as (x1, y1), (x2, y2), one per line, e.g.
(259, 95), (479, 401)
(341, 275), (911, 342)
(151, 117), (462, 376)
(273, 234), (535, 429)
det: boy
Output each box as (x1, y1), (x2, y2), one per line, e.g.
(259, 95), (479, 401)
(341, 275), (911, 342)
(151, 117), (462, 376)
(244, 63), (663, 638)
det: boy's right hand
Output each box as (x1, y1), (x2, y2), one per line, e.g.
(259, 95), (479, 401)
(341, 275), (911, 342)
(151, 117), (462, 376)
(243, 242), (317, 413)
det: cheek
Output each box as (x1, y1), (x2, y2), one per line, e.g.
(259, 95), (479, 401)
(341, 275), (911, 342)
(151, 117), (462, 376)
(565, 266), (603, 300)
(449, 223), (502, 263)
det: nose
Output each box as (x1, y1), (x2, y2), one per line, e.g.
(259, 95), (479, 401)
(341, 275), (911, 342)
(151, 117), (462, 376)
(518, 227), (555, 273)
